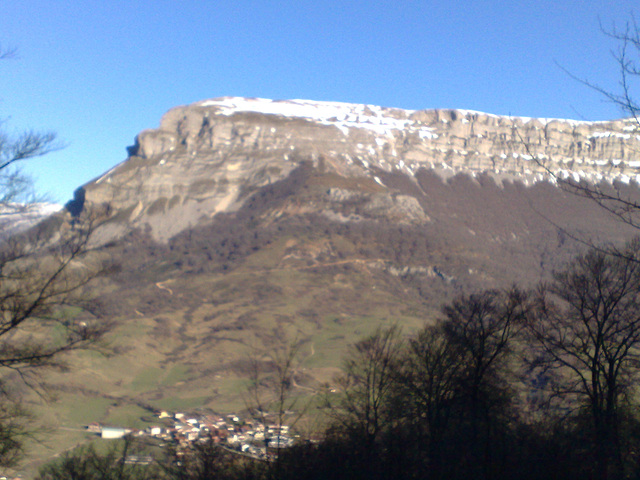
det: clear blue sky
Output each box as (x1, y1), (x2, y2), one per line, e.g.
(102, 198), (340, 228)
(1, 0), (638, 202)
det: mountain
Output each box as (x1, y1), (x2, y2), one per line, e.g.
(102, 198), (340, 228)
(79, 97), (640, 242)
(21, 98), (640, 472)
(0, 203), (62, 237)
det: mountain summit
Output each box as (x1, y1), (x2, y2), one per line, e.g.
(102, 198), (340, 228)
(79, 97), (640, 241)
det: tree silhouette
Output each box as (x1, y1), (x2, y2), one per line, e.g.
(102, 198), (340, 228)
(528, 240), (640, 479)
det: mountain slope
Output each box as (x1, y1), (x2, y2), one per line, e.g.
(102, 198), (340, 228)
(20, 98), (640, 473)
(69, 97), (640, 406)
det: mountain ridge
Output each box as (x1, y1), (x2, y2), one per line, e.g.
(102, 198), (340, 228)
(77, 97), (640, 242)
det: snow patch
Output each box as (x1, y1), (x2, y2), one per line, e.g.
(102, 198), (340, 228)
(0, 203), (63, 236)
(590, 131), (631, 139)
(197, 97), (437, 139)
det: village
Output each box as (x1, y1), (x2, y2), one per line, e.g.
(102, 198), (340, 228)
(87, 409), (298, 463)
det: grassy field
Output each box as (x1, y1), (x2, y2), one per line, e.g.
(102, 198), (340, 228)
(31, 238), (432, 456)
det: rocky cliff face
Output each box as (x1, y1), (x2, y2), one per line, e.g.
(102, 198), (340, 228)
(81, 97), (640, 241)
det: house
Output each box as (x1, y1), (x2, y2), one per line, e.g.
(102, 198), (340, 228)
(267, 435), (294, 449)
(101, 427), (130, 439)
(87, 422), (101, 433)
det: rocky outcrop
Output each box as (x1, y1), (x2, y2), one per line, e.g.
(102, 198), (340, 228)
(82, 97), (640, 241)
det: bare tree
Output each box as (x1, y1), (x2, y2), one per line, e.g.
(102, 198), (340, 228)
(0, 46), (110, 467)
(439, 289), (529, 480)
(0, 215), (109, 370)
(327, 325), (403, 465)
(0, 43), (62, 209)
(0, 116), (61, 208)
(243, 339), (312, 479)
(246, 342), (303, 424)
(398, 322), (466, 479)
(441, 289), (528, 411)
(527, 240), (640, 480)
(517, 15), (640, 235)
(394, 290), (529, 480)
(0, 195), (111, 467)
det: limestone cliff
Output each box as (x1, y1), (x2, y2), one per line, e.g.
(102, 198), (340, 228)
(82, 97), (640, 241)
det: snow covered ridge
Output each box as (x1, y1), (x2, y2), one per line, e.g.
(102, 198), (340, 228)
(122, 96), (640, 194)
(454, 109), (615, 126)
(0, 203), (63, 235)
(0, 202), (62, 217)
(193, 97), (640, 184)
(197, 97), (438, 138)
(196, 97), (629, 132)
